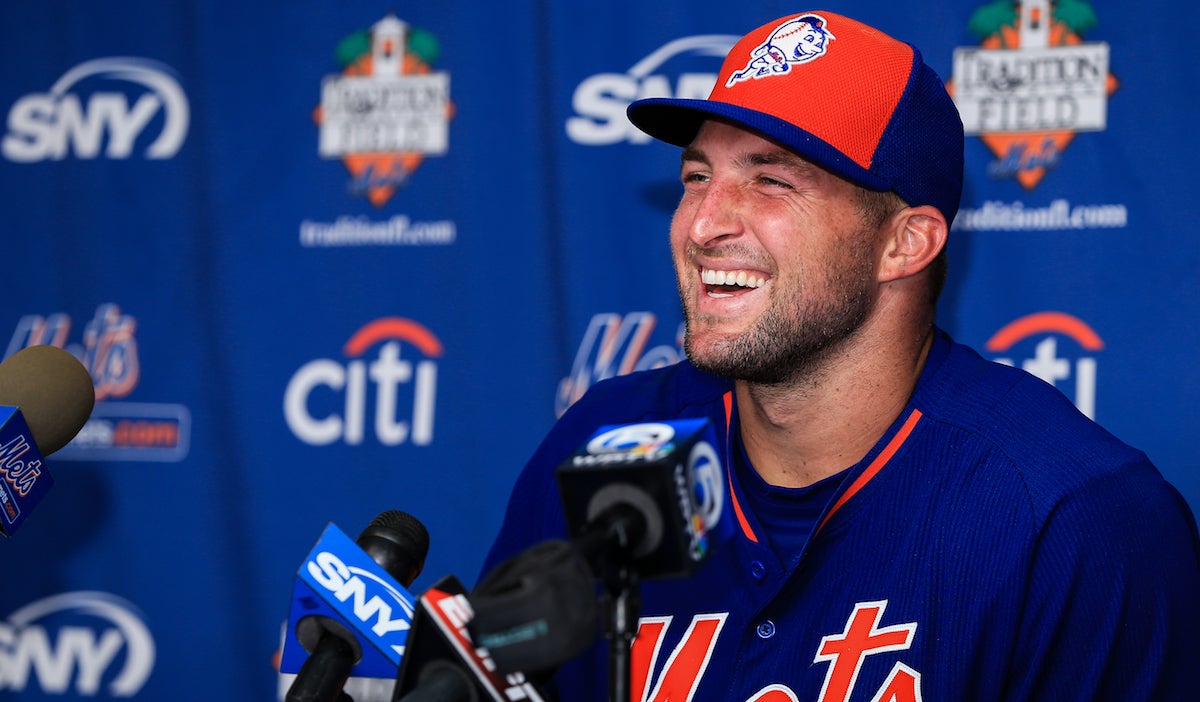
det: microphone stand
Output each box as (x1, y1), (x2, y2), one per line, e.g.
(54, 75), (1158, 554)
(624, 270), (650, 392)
(600, 564), (640, 702)
(576, 503), (647, 702)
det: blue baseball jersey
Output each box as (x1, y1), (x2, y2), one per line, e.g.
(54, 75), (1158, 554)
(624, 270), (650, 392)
(482, 330), (1200, 701)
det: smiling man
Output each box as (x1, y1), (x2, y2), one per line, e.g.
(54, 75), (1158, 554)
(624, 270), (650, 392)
(481, 11), (1200, 702)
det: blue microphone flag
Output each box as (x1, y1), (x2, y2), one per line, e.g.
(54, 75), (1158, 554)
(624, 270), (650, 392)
(280, 521), (417, 678)
(0, 406), (54, 537)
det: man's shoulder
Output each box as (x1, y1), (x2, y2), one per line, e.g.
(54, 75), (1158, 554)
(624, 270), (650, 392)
(921, 332), (1160, 516)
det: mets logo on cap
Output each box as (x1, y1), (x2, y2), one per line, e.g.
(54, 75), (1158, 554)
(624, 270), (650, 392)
(726, 14), (835, 87)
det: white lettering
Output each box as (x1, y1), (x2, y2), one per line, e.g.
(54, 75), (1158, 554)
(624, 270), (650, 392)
(952, 43), (1110, 134)
(565, 34), (737, 146)
(0, 592), (154, 696)
(284, 360), (346, 445)
(371, 342), (411, 445)
(952, 199), (1128, 232)
(284, 345), (439, 447)
(319, 74), (450, 156)
(308, 551), (352, 591)
(298, 216), (457, 248)
(439, 594), (474, 631)
(3, 57), (189, 162)
(333, 577), (400, 636)
(566, 74), (640, 144)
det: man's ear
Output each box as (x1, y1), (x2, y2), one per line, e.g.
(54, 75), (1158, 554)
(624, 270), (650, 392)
(878, 205), (948, 283)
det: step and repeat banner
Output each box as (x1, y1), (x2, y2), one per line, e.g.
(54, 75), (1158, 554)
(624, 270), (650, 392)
(1, 0), (1196, 698)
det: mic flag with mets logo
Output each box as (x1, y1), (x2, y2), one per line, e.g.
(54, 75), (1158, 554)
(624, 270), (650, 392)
(0, 406), (52, 536)
(0, 344), (96, 537)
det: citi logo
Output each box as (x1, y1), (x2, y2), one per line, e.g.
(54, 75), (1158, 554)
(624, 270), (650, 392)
(3, 57), (189, 162)
(986, 311), (1103, 419)
(285, 318), (441, 446)
(0, 591), (155, 696)
(566, 35), (737, 145)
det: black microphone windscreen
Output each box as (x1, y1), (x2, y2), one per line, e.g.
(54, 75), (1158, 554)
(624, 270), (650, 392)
(469, 539), (598, 675)
(397, 660), (479, 702)
(358, 509), (430, 588)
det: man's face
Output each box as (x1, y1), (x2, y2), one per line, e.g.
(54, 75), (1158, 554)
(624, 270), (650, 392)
(670, 120), (881, 383)
(797, 26), (826, 55)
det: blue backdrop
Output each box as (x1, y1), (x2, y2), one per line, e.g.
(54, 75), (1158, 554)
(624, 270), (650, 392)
(1, 0), (1197, 698)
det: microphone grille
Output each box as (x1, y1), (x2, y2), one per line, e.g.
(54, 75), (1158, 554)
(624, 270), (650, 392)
(368, 509), (431, 554)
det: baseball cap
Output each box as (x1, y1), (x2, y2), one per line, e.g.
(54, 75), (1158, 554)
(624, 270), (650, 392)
(627, 11), (965, 225)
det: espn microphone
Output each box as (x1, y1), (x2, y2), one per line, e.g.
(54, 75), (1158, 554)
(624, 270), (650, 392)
(392, 575), (549, 702)
(281, 511), (430, 702)
(0, 345), (95, 536)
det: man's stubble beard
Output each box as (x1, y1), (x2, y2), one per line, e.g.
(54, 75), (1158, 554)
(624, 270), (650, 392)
(679, 236), (876, 386)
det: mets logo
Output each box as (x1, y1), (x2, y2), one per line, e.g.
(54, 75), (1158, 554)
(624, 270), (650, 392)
(726, 14), (835, 87)
(314, 14), (454, 207)
(949, 0), (1118, 189)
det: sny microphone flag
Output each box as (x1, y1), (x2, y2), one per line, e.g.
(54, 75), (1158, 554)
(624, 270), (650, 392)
(0, 406), (53, 537)
(280, 522), (418, 679)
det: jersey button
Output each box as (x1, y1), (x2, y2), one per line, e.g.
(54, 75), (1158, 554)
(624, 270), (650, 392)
(756, 620), (776, 639)
(750, 561), (767, 581)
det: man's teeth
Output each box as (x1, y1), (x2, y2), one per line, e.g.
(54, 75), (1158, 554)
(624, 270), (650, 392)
(701, 269), (766, 288)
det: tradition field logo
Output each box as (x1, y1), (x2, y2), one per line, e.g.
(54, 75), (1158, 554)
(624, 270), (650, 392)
(949, 0), (1118, 189)
(314, 14), (454, 207)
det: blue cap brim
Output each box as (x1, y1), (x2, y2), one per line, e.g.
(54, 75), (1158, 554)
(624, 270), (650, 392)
(627, 97), (892, 194)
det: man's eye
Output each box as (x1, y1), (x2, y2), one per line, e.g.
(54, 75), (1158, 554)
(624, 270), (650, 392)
(682, 171), (710, 184)
(759, 175), (792, 188)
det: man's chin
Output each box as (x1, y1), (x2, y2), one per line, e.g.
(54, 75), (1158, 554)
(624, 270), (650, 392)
(684, 334), (748, 376)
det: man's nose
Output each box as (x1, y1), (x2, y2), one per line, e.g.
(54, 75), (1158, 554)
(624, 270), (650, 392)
(687, 181), (745, 248)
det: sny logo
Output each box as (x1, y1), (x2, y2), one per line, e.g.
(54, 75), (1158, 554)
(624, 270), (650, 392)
(0, 591), (155, 696)
(567, 35), (737, 146)
(3, 57), (189, 162)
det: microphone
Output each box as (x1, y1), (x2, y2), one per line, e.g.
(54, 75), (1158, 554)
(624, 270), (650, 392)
(556, 418), (728, 580)
(466, 539), (598, 677)
(391, 575), (549, 702)
(466, 418), (729, 692)
(0, 345), (95, 536)
(281, 510), (430, 702)
(395, 419), (729, 700)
